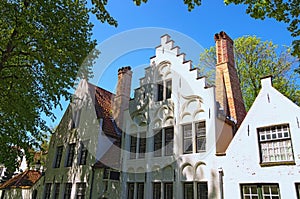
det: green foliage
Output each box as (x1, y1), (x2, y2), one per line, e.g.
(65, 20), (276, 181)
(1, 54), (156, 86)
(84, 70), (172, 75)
(224, 0), (300, 61)
(0, 0), (97, 171)
(199, 35), (300, 110)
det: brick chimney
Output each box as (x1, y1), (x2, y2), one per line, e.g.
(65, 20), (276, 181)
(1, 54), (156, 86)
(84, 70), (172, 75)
(112, 66), (132, 130)
(214, 31), (246, 127)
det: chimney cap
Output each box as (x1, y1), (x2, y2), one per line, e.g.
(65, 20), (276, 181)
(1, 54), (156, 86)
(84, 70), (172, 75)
(118, 66), (132, 73)
(214, 31), (233, 43)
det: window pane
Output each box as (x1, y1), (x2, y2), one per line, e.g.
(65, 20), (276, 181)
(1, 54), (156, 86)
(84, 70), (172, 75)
(79, 141), (88, 165)
(137, 183), (144, 199)
(154, 131), (162, 157)
(184, 183), (194, 199)
(197, 182), (208, 199)
(183, 124), (193, 153)
(110, 171), (120, 181)
(127, 183), (134, 199)
(64, 183), (72, 199)
(165, 127), (174, 156)
(130, 135), (137, 159)
(54, 146), (63, 168)
(153, 183), (161, 199)
(157, 83), (163, 101)
(66, 144), (76, 167)
(164, 183), (173, 199)
(166, 80), (172, 99)
(258, 124), (294, 163)
(43, 183), (52, 199)
(54, 183), (60, 199)
(139, 133), (146, 158)
(196, 122), (206, 152)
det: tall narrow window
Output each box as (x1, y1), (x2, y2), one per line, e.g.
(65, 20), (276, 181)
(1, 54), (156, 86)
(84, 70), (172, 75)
(166, 80), (172, 99)
(76, 183), (86, 199)
(196, 122), (206, 152)
(127, 183), (134, 199)
(165, 127), (174, 156)
(184, 183), (194, 199)
(64, 183), (72, 199)
(183, 124), (193, 154)
(137, 183), (144, 199)
(66, 143), (76, 167)
(139, 132), (146, 158)
(197, 182), (208, 199)
(53, 183), (60, 199)
(79, 141), (88, 165)
(43, 183), (52, 199)
(154, 130), (162, 157)
(157, 83), (164, 101)
(130, 135), (137, 159)
(153, 183), (161, 199)
(258, 124), (294, 164)
(164, 183), (173, 199)
(53, 146), (63, 168)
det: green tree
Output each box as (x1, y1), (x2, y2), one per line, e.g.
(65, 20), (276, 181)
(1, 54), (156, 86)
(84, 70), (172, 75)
(199, 35), (300, 110)
(0, 0), (97, 171)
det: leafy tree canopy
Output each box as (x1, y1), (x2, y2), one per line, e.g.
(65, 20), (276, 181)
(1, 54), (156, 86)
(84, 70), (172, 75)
(0, 0), (97, 172)
(199, 35), (300, 110)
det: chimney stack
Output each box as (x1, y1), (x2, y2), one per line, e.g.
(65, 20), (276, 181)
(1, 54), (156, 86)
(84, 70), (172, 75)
(214, 31), (246, 127)
(112, 66), (132, 130)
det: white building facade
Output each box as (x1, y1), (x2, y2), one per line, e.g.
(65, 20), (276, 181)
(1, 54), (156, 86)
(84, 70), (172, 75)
(218, 76), (300, 199)
(120, 33), (242, 199)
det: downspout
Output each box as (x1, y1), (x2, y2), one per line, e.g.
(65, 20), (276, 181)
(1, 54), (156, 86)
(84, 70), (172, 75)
(89, 164), (95, 199)
(218, 168), (224, 199)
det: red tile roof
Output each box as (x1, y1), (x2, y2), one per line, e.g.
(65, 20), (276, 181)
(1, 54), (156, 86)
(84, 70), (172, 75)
(0, 170), (41, 189)
(88, 83), (122, 138)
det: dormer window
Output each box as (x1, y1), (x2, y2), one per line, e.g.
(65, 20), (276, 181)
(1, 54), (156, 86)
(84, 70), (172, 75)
(156, 80), (172, 101)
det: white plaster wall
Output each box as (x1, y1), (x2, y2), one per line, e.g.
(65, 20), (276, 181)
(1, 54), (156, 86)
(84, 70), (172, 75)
(218, 77), (300, 198)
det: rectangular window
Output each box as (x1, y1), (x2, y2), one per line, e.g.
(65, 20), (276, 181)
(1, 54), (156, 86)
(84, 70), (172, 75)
(241, 184), (280, 199)
(137, 183), (144, 199)
(127, 183), (134, 199)
(79, 141), (88, 165)
(165, 127), (174, 156)
(184, 182), (194, 199)
(295, 183), (300, 199)
(109, 170), (120, 181)
(197, 182), (208, 199)
(183, 124), (193, 154)
(157, 83), (164, 101)
(153, 183), (161, 199)
(166, 80), (172, 99)
(53, 183), (60, 199)
(164, 183), (173, 199)
(64, 183), (72, 199)
(53, 146), (63, 168)
(154, 130), (162, 157)
(130, 135), (137, 159)
(139, 132), (146, 158)
(43, 183), (52, 199)
(75, 183), (86, 199)
(258, 124), (294, 164)
(196, 122), (206, 152)
(66, 143), (76, 167)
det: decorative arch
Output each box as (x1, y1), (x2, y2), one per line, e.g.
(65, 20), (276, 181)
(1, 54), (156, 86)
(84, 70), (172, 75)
(181, 163), (193, 181)
(194, 161), (207, 181)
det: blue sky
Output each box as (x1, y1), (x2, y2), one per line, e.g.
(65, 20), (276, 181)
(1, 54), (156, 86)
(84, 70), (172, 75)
(46, 0), (294, 128)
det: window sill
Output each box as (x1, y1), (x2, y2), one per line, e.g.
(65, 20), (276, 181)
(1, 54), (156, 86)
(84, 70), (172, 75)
(260, 161), (295, 167)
